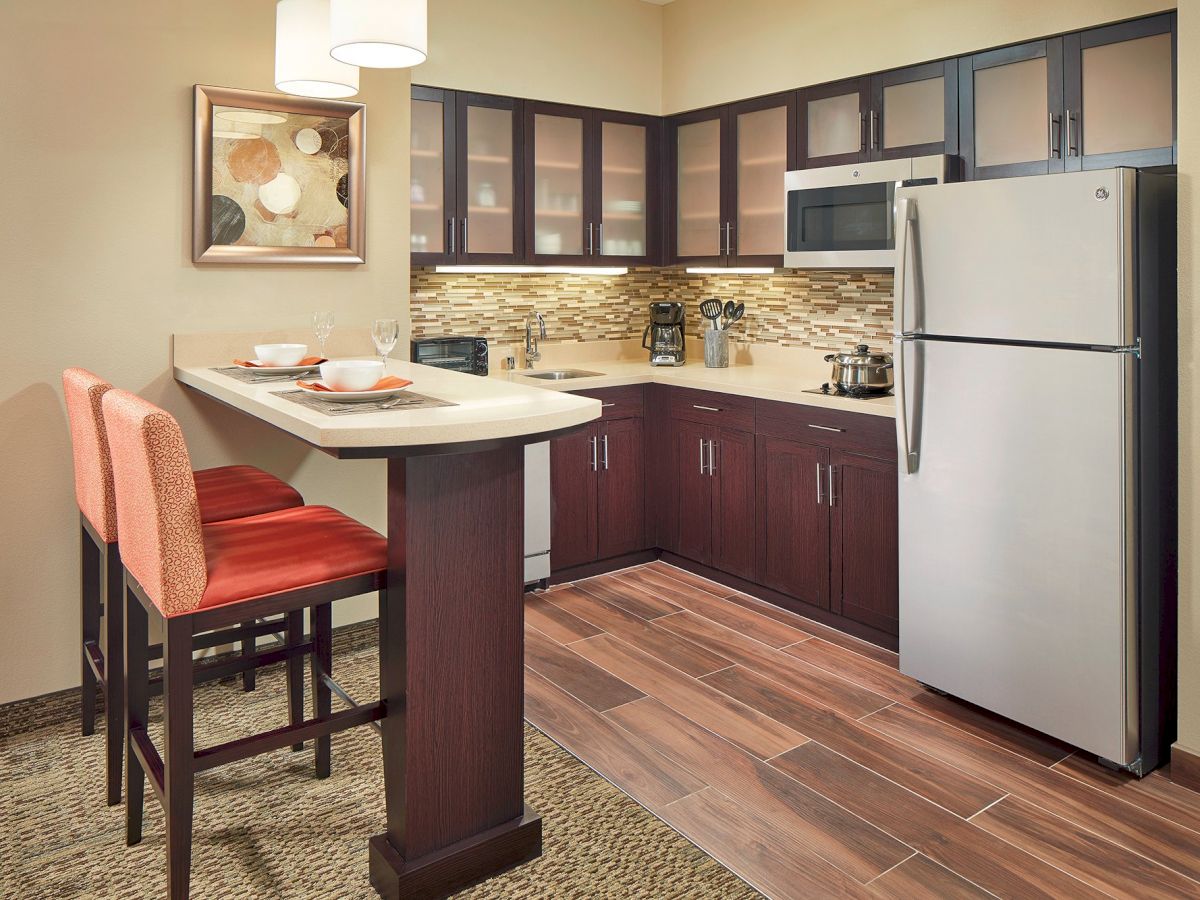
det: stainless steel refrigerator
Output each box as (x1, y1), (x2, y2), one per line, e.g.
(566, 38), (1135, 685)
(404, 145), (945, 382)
(893, 168), (1176, 774)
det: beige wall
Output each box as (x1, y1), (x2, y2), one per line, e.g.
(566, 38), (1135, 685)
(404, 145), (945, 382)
(0, 1), (409, 703)
(663, 0), (1172, 113)
(414, 0), (663, 113)
(1175, 1), (1199, 753)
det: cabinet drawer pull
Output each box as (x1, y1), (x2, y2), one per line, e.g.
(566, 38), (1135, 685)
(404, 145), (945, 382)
(807, 423), (845, 432)
(693, 404), (722, 413)
(601, 402), (616, 408)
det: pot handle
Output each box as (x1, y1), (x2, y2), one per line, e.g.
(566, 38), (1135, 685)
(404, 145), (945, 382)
(878, 362), (893, 370)
(823, 353), (835, 362)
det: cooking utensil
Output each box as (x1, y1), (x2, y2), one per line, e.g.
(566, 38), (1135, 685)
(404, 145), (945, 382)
(699, 298), (723, 331)
(721, 302), (745, 330)
(824, 343), (894, 394)
(722, 300), (736, 321)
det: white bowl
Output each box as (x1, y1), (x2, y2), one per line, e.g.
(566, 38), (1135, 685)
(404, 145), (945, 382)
(319, 359), (385, 392)
(254, 343), (308, 367)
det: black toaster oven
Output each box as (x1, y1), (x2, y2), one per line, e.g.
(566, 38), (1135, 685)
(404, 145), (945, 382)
(410, 335), (488, 376)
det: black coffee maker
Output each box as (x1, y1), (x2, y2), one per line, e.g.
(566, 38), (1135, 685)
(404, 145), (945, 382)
(642, 302), (685, 367)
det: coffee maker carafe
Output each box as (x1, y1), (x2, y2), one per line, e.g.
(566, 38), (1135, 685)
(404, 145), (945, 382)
(642, 301), (686, 367)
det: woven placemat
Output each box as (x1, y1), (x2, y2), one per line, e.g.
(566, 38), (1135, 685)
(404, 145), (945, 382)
(272, 388), (456, 416)
(210, 365), (319, 384)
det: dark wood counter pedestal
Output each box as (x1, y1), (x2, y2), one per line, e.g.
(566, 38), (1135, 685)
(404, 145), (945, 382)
(369, 448), (542, 898)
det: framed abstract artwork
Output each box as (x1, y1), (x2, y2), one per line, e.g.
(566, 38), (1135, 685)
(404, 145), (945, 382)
(193, 84), (366, 264)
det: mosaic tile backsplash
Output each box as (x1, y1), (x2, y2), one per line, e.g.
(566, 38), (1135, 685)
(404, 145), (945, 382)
(410, 267), (894, 352)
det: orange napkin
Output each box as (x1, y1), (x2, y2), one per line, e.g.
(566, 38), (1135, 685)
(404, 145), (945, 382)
(234, 356), (327, 368)
(297, 375), (413, 393)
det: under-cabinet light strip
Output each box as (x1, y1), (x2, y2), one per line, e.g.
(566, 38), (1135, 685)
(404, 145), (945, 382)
(433, 265), (629, 276)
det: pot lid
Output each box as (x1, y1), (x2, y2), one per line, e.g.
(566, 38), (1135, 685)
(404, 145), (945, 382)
(828, 343), (892, 365)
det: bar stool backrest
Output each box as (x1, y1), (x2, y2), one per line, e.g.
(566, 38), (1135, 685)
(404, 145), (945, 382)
(101, 389), (208, 616)
(62, 368), (118, 543)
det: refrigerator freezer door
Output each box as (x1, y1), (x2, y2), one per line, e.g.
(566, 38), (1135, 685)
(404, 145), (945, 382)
(897, 339), (1137, 764)
(895, 169), (1135, 347)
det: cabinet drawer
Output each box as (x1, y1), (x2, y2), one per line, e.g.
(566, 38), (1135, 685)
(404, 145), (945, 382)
(572, 385), (644, 420)
(669, 387), (755, 431)
(756, 399), (896, 461)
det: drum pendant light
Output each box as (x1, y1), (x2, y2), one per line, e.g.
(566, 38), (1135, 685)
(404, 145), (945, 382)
(329, 0), (428, 68)
(275, 0), (360, 98)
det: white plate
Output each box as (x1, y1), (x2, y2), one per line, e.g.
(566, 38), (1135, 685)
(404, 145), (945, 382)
(237, 360), (322, 374)
(298, 382), (412, 402)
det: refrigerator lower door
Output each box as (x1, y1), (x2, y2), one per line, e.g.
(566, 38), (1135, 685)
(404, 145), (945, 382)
(897, 339), (1138, 764)
(895, 169), (1135, 347)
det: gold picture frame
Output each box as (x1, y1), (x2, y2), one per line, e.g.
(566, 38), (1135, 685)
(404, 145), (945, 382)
(193, 84), (366, 264)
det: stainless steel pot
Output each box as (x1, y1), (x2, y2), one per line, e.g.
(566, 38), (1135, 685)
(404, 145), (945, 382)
(824, 343), (894, 394)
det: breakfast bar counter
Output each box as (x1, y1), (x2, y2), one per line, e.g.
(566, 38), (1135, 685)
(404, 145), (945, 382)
(174, 342), (599, 898)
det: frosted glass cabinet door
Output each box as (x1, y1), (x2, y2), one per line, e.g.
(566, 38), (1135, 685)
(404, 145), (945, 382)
(532, 112), (585, 257)
(462, 99), (516, 257)
(882, 77), (944, 151)
(962, 40), (1065, 179)
(1066, 14), (1175, 169)
(803, 77), (868, 166)
(675, 116), (722, 259)
(735, 105), (787, 258)
(600, 120), (647, 259)
(410, 89), (453, 261)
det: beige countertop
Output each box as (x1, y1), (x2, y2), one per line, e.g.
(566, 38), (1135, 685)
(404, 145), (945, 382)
(173, 354), (600, 451)
(506, 358), (896, 418)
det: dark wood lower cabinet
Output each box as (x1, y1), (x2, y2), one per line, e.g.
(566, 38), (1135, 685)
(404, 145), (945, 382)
(712, 428), (756, 582)
(674, 419), (714, 566)
(756, 436), (830, 609)
(550, 424), (599, 571)
(596, 417), (646, 560)
(830, 450), (899, 634)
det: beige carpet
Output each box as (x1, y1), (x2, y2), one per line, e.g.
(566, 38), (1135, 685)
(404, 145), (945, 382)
(0, 626), (757, 898)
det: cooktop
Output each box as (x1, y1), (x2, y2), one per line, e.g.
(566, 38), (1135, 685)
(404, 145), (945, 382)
(802, 384), (893, 400)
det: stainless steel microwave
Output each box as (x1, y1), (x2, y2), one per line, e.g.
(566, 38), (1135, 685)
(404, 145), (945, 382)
(784, 155), (951, 269)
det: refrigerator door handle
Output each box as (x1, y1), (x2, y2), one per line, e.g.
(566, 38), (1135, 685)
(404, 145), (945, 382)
(895, 336), (918, 475)
(893, 196), (916, 337)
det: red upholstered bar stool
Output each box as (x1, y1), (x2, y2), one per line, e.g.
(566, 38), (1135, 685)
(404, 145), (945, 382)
(102, 390), (387, 900)
(63, 368), (305, 806)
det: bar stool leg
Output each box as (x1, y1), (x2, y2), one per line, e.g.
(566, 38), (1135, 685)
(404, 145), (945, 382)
(103, 542), (124, 806)
(311, 603), (333, 778)
(163, 617), (195, 900)
(80, 525), (101, 737)
(240, 621), (256, 692)
(287, 610), (304, 752)
(124, 582), (148, 847)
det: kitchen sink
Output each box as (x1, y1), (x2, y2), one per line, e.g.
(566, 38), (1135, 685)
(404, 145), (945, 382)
(522, 369), (603, 380)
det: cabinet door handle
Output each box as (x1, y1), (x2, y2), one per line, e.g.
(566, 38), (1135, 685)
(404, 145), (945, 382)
(693, 404), (722, 413)
(870, 109), (878, 151)
(587, 222), (594, 255)
(725, 222), (734, 256)
(602, 434), (609, 470)
(461, 217), (468, 252)
(1049, 113), (1061, 159)
(828, 464), (837, 506)
(448, 217), (456, 255)
(708, 440), (717, 477)
(1066, 109), (1077, 157)
(699, 437), (707, 475)
(589, 435), (598, 472)
(598, 222), (604, 256)
(807, 423), (845, 433)
(816, 463), (823, 505)
(859, 111), (866, 152)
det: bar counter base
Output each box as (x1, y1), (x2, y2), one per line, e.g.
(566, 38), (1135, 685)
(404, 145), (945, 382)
(368, 805), (543, 900)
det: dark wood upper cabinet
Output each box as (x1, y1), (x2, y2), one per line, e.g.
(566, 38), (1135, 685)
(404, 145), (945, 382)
(667, 91), (796, 267)
(829, 450), (898, 635)
(457, 92), (525, 263)
(595, 110), (661, 264)
(410, 86), (456, 266)
(959, 39), (1067, 180)
(870, 60), (959, 160)
(800, 76), (871, 169)
(1063, 13), (1176, 171)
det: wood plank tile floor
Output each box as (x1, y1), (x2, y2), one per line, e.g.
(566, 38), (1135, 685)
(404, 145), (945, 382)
(524, 561), (1200, 899)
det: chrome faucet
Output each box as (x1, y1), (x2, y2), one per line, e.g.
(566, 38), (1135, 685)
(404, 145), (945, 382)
(524, 311), (547, 368)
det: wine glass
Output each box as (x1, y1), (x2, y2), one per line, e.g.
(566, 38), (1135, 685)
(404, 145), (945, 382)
(371, 318), (400, 365)
(312, 311), (335, 360)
